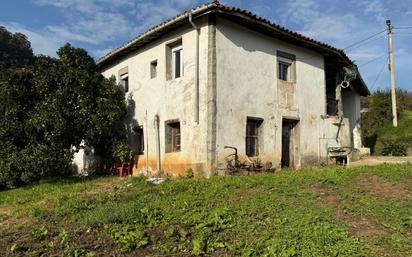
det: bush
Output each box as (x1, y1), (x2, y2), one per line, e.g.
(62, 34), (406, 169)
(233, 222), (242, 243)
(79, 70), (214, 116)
(0, 42), (127, 189)
(381, 140), (407, 156)
(185, 168), (194, 178)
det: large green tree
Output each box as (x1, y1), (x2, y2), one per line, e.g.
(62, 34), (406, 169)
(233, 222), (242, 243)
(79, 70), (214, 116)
(0, 39), (127, 188)
(0, 26), (34, 69)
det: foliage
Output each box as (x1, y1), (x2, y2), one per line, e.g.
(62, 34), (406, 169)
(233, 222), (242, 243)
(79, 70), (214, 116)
(113, 141), (131, 163)
(3, 165), (412, 256)
(185, 168), (194, 178)
(31, 226), (48, 241)
(362, 89), (412, 154)
(0, 33), (127, 188)
(0, 26), (34, 69)
(381, 140), (407, 156)
(105, 224), (149, 251)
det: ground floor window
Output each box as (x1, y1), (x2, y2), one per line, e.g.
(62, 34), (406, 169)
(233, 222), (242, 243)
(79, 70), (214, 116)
(246, 117), (263, 157)
(165, 121), (181, 153)
(134, 126), (144, 154)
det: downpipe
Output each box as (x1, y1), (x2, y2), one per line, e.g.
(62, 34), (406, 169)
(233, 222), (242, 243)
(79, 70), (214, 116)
(153, 114), (161, 173)
(189, 11), (200, 124)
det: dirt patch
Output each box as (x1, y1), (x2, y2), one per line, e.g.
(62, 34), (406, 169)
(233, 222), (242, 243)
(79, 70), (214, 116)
(305, 184), (340, 206)
(336, 209), (386, 240)
(0, 206), (31, 231)
(77, 179), (125, 198)
(228, 187), (259, 204)
(356, 175), (411, 199)
(305, 184), (387, 241)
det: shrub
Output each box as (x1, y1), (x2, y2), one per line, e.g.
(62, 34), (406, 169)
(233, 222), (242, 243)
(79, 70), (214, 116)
(381, 140), (407, 156)
(185, 168), (194, 178)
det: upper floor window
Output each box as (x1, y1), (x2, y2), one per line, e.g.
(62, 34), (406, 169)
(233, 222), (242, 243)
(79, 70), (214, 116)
(166, 39), (183, 80)
(278, 62), (290, 81)
(172, 45), (183, 79)
(118, 66), (129, 92)
(150, 60), (157, 79)
(120, 73), (129, 92)
(277, 51), (296, 83)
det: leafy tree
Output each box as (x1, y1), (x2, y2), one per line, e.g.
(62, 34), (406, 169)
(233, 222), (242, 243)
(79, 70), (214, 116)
(0, 43), (127, 188)
(361, 88), (412, 153)
(0, 26), (34, 69)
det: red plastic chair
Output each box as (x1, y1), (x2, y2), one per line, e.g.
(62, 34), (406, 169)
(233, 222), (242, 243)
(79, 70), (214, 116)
(116, 163), (131, 176)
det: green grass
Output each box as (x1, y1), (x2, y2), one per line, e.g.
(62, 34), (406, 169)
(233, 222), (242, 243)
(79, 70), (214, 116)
(1, 165), (412, 256)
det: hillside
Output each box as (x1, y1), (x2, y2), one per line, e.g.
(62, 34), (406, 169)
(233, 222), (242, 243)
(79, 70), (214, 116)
(1, 165), (412, 256)
(373, 110), (412, 155)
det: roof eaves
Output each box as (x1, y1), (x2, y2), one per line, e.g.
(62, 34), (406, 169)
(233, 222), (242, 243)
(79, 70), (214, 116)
(96, 2), (218, 66)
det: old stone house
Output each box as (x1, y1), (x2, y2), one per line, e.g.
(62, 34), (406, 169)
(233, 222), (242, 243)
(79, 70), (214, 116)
(96, 1), (369, 177)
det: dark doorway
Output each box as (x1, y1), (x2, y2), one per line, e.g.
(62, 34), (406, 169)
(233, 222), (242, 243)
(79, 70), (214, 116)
(281, 119), (298, 168)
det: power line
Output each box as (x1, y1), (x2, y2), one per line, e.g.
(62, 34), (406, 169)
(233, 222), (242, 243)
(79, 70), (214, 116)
(369, 56), (389, 91)
(345, 34), (386, 53)
(358, 53), (387, 67)
(343, 29), (387, 50)
(395, 26), (412, 29)
(394, 32), (412, 35)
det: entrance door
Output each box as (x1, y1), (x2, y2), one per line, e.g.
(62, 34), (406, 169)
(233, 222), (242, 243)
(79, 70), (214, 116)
(281, 119), (298, 168)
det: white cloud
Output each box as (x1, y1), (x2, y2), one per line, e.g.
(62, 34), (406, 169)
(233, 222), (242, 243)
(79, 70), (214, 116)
(356, 0), (386, 22)
(29, 0), (203, 55)
(278, 0), (359, 43)
(299, 15), (358, 41)
(47, 26), (96, 44)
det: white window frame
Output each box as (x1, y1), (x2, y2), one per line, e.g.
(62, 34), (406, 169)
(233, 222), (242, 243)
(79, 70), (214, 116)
(278, 56), (294, 82)
(172, 45), (183, 79)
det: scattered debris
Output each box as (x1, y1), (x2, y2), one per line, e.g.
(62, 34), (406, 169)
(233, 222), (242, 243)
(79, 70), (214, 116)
(147, 178), (166, 185)
(224, 146), (275, 175)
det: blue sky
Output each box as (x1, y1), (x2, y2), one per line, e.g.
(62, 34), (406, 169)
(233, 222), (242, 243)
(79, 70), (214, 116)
(2, 0), (412, 91)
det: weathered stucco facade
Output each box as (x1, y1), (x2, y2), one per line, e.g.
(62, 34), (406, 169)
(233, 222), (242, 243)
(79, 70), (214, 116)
(96, 2), (369, 177)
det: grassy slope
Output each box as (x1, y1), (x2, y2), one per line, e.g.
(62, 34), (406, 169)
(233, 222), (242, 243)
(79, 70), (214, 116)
(374, 110), (412, 154)
(1, 165), (412, 256)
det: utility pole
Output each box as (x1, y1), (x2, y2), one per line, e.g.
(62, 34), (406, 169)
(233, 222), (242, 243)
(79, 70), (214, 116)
(386, 19), (398, 127)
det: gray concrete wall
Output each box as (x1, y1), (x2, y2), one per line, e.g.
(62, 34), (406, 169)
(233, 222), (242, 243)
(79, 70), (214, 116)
(101, 18), (210, 177)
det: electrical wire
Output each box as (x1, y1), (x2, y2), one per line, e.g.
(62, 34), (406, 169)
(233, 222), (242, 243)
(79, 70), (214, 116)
(358, 53), (387, 67)
(343, 29), (387, 50)
(394, 26), (412, 29)
(369, 56), (389, 91)
(345, 34), (386, 53)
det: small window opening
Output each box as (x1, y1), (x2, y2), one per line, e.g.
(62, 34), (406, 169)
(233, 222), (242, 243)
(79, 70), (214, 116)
(150, 60), (157, 79)
(277, 51), (296, 83)
(120, 73), (129, 92)
(165, 121), (181, 153)
(278, 62), (290, 81)
(135, 126), (144, 154)
(246, 117), (263, 157)
(172, 45), (183, 79)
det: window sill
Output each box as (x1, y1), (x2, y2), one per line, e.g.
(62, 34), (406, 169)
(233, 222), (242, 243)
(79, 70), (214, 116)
(165, 151), (181, 154)
(277, 79), (295, 85)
